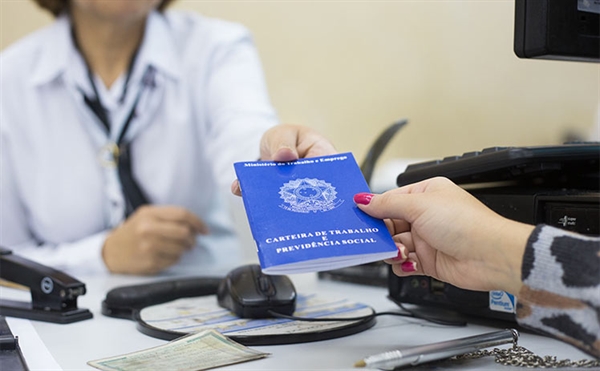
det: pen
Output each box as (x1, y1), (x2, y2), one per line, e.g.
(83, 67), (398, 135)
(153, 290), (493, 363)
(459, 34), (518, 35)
(354, 328), (518, 370)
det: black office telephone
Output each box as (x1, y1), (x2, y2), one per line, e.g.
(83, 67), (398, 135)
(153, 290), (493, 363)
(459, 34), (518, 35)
(396, 143), (600, 190)
(395, 143), (599, 233)
(319, 142), (600, 289)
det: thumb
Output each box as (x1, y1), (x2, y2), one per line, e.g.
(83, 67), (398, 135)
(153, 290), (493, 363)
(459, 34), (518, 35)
(353, 190), (421, 223)
(354, 177), (455, 222)
(259, 125), (300, 161)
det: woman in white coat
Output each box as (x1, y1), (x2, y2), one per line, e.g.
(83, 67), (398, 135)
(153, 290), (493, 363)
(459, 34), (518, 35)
(0, 0), (336, 276)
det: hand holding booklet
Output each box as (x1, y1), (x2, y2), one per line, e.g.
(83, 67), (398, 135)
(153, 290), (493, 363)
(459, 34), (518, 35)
(234, 152), (397, 274)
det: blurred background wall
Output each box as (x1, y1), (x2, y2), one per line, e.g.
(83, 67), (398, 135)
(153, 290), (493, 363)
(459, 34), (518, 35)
(2, 0), (599, 166)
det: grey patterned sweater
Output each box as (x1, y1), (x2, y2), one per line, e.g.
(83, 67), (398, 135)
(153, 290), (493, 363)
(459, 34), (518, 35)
(517, 224), (600, 358)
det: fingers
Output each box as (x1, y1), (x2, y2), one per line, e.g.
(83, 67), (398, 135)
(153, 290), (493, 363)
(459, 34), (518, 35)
(130, 234), (190, 275)
(136, 206), (207, 251)
(294, 125), (337, 158)
(259, 124), (337, 161)
(103, 205), (208, 275)
(152, 222), (197, 248)
(353, 177), (456, 222)
(354, 192), (421, 276)
(354, 191), (419, 222)
(149, 205), (208, 235)
(386, 218), (411, 236)
(393, 231), (414, 252)
(231, 179), (242, 197)
(384, 242), (408, 263)
(384, 241), (420, 276)
(241, 124), (336, 197)
(389, 257), (420, 277)
(272, 146), (299, 162)
(260, 125), (300, 161)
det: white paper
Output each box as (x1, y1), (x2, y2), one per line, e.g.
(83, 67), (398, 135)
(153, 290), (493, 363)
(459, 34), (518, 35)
(6, 317), (63, 371)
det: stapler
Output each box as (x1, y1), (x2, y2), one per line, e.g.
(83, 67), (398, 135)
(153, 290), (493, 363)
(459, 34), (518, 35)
(0, 246), (92, 324)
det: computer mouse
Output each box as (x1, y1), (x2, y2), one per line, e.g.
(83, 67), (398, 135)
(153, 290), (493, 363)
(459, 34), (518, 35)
(217, 264), (297, 319)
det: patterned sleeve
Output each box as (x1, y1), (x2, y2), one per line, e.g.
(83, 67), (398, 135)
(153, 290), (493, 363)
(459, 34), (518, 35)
(516, 224), (600, 358)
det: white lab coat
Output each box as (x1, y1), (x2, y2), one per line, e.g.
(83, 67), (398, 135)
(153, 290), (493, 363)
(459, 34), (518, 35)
(0, 10), (277, 276)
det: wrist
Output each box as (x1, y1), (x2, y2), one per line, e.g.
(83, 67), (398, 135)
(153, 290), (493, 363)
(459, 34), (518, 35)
(493, 219), (534, 295)
(102, 232), (119, 273)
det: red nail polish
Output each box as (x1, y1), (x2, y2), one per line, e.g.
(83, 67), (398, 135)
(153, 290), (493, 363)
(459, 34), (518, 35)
(400, 261), (417, 273)
(354, 192), (374, 205)
(397, 244), (407, 260)
(390, 254), (406, 262)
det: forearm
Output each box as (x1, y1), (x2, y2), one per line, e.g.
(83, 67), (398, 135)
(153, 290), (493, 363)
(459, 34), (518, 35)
(203, 31), (277, 189)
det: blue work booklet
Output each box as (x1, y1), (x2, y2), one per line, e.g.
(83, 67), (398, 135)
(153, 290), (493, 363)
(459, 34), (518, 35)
(234, 153), (397, 274)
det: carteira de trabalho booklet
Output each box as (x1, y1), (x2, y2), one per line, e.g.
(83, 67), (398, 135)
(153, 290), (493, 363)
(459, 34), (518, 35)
(234, 152), (397, 274)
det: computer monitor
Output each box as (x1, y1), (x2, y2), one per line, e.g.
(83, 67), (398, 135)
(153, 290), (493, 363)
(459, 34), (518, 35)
(514, 0), (600, 63)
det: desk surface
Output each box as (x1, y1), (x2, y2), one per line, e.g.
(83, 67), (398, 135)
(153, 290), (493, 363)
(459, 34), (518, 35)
(3, 270), (593, 371)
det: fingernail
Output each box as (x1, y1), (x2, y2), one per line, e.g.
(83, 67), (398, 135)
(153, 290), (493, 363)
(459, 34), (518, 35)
(400, 261), (417, 273)
(354, 192), (374, 205)
(273, 147), (297, 162)
(398, 244), (408, 260)
(394, 244), (408, 260)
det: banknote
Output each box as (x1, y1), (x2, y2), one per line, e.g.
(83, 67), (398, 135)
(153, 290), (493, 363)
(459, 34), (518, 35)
(87, 329), (269, 371)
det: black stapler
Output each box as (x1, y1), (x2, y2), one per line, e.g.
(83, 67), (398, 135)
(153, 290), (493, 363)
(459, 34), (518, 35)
(0, 247), (92, 324)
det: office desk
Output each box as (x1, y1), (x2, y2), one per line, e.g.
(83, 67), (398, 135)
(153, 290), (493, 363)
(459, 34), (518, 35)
(3, 269), (593, 371)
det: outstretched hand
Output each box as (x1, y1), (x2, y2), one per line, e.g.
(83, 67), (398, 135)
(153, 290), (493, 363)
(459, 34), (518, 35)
(353, 177), (534, 295)
(231, 124), (337, 196)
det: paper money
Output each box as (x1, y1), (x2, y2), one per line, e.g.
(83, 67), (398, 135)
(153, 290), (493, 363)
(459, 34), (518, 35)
(87, 329), (269, 371)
